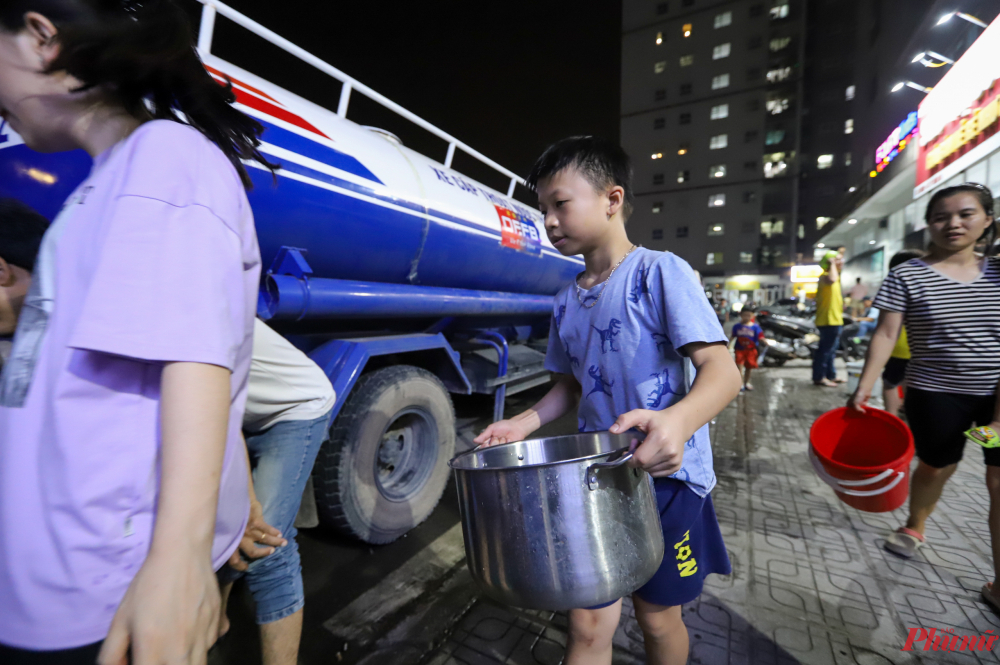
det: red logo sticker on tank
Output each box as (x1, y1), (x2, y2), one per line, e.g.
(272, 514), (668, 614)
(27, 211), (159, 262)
(496, 205), (542, 255)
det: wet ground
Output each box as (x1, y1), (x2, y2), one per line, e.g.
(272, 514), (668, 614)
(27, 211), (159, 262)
(214, 361), (1000, 664)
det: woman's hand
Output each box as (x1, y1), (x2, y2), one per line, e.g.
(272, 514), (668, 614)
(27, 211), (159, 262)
(227, 498), (286, 572)
(473, 419), (532, 447)
(99, 547), (220, 665)
(848, 386), (870, 413)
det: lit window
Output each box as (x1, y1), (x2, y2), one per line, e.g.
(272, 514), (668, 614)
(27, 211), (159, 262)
(766, 97), (789, 115)
(710, 103), (729, 119)
(706, 252), (723, 265)
(817, 154), (834, 169)
(714, 11), (732, 28)
(708, 195), (726, 208)
(765, 129), (785, 146)
(683, 23), (692, 37)
(713, 43), (731, 59)
(770, 1), (789, 19)
(798, 223), (805, 239)
(740, 252), (754, 264)
(678, 144), (689, 155)
(845, 152), (852, 166)
(679, 54), (694, 67)
(708, 221), (725, 234)
(656, 31), (664, 45)
(652, 201), (663, 213)
(710, 134), (728, 150)
(655, 60), (667, 74)
(816, 216), (832, 229)
(844, 119), (854, 134)
(846, 85), (856, 100)
(709, 164), (727, 178)
(763, 151), (788, 178)
(677, 169), (690, 182)
(769, 36), (791, 52)
(760, 218), (785, 237)
(712, 73), (731, 90)
(766, 67), (791, 83)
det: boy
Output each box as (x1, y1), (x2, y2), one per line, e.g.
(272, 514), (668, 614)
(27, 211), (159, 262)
(731, 306), (764, 391)
(0, 199), (49, 369)
(474, 136), (741, 665)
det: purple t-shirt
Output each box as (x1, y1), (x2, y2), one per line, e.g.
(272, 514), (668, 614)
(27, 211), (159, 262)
(0, 121), (258, 649)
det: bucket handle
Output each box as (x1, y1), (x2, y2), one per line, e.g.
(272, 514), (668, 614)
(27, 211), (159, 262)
(586, 447), (633, 491)
(808, 447), (906, 497)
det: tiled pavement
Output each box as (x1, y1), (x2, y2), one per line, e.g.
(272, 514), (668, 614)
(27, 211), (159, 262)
(422, 362), (1000, 664)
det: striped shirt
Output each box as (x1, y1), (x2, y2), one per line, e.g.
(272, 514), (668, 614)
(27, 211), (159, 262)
(872, 257), (1000, 395)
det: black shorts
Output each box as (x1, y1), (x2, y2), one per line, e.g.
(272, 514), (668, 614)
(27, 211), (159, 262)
(904, 388), (1000, 468)
(0, 642), (102, 665)
(882, 357), (908, 388)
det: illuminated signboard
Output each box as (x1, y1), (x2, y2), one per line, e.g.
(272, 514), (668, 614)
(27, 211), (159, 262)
(916, 17), (1000, 196)
(873, 111), (917, 175)
(790, 265), (824, 283)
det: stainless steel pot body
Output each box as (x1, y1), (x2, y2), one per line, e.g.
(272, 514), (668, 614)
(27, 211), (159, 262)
(449, 431), (664, 610)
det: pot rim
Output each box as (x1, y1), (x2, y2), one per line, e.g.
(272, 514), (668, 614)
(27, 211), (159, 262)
(448, 431), (640, 472)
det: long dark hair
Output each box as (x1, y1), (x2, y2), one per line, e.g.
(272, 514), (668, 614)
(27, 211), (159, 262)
(924, 183), (997, 251)
(0, 0), (276, 188)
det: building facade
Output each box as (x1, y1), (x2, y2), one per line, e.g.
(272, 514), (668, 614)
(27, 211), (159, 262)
(620, 0), (857, 303)
(818, 0), (1000, 294)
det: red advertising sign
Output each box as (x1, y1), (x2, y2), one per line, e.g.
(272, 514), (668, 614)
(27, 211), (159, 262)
(495, 204), (542, 254)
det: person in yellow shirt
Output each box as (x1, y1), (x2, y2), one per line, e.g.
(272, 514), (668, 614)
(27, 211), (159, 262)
(880, 250), (924, 416)
(813, 247), (845, 386)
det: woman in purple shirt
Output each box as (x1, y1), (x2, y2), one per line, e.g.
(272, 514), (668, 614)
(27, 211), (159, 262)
(0, 2), (275, 663)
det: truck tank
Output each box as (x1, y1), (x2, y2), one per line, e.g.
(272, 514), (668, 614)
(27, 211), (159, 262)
(0, 0), (582, 544)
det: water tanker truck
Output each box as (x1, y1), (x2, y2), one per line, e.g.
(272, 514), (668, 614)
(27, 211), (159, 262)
(0, 1), (581, 544)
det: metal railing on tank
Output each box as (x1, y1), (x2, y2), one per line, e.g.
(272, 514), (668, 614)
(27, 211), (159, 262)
(193, 0), (525, 197)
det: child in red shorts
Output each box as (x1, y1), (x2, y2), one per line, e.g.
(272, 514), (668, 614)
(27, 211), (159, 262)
(732, 307), (764, 391)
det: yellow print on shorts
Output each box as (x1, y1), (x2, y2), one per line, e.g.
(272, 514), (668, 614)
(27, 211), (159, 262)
(674, 530), (698, 578)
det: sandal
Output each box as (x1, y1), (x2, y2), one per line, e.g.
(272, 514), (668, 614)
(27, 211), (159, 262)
(983, 583), (1000, 615)
(884, 527), (925, 559)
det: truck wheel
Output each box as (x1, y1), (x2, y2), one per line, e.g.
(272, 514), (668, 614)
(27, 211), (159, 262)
(312, 365), (455, 544)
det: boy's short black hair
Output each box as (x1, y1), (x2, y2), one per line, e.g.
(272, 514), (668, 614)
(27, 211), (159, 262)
(888, 249), (924, 270)
(526, 136), (634, 220)
(0, 199), (50, 272)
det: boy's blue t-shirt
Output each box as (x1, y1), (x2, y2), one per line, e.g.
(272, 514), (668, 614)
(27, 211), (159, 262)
(544, 247), (727, 497)
(731, 322), (764, 351)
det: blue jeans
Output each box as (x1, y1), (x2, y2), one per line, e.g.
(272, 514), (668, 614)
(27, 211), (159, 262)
(221, 411), (331, 624)
(857, 320), (876, 338)
(812, 325), (841, 383)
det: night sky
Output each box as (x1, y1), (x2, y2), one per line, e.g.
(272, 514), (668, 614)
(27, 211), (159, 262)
(187, 0), (622, 199)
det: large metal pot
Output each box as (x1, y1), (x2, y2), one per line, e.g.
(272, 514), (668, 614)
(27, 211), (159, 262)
(449, 431), (664, 610)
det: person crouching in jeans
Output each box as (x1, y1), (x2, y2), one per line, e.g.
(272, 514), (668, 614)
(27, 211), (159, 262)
(731, 306), (764, 391)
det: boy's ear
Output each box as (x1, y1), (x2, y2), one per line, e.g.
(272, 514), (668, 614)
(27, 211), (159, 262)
(0, 257), (13, 288)
(607, 185), (625, 218)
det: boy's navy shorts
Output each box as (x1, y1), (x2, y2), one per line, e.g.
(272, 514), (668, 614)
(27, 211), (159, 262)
(587, 477), (731, 609)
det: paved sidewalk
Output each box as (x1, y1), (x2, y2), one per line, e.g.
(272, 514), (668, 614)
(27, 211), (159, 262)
(423, 363), (1000, 664)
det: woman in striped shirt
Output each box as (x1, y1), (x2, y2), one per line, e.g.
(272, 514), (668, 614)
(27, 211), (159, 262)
(849, 184), (1000, 611)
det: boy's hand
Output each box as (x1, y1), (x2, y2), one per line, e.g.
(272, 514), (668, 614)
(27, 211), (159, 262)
(847, 386), (870, 413)
(473, 419), (532, 447)
(609, 408), (691, 477)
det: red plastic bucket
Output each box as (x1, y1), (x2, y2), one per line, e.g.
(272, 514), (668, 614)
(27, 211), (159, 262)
(809, 407), (914, 513)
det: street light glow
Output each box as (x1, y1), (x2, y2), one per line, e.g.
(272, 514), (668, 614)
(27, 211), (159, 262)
(912, 52), (925, 63)
(892, 82), (904, 92)
(848, 219), (858, 224)
(938, 12), (954, 25)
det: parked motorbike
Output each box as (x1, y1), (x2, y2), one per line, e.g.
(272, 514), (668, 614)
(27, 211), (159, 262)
(757, 309), (820, 365)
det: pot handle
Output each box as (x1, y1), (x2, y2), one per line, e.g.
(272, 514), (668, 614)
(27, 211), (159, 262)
(586, 447), (634, 490)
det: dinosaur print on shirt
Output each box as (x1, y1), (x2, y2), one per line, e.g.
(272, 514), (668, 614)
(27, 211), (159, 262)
(587, 365), (615, 398)
(628, 265), (651, 304)
(592, 319), (622, 353)
(646, 369), (679, 408)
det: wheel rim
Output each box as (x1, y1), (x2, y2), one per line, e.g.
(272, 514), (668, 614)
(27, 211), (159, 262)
(373, 407), (439, 502)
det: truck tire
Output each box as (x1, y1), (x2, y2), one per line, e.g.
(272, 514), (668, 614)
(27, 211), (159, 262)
(312, 365), (456, 544)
